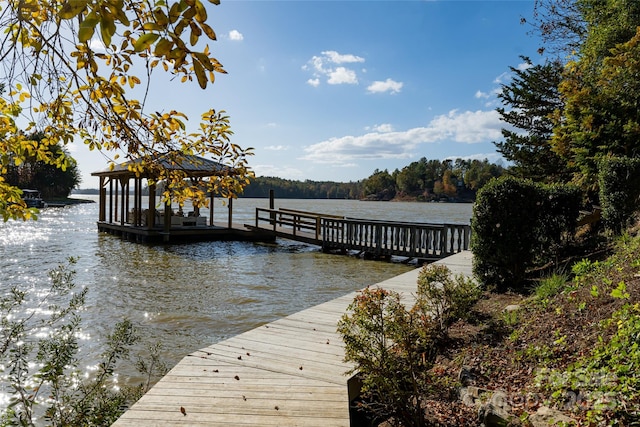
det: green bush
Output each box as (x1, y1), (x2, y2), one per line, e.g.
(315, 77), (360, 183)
(598, 156), (640, 234)
(416, 264), (481, 336)
(471, 177), (581, 291)
(338, 265), (480, 427)
(338, 287), (438, 427)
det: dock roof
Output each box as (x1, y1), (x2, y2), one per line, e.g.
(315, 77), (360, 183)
(91, 153), (236, 179)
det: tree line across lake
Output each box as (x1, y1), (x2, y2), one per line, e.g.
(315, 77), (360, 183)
(74, 157), (505, 202)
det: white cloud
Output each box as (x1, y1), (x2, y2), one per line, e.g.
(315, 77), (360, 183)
(301, 109), (503, 164)
(229, 30), (244, 41)
(428, 109), (503, 143)
(493, 71), (511, 84)
(254, 164), (305, 179)
(264, 145), (288, 151)
(322, 50), (365, 64)
(475, 90), (490, 99)
(327, 67), (358, 85)
(517, 61), (533, 71)
(367, 78), (403, 94)
(303, 51), (363, 86)
(89, 38), (106, 52)
(371, 123), (394, 133)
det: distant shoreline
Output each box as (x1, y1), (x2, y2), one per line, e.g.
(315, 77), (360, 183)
(47, 197), (95, 207)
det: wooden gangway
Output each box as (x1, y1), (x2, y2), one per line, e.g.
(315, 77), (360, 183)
(113, 251), (474, 426)
(246, 208), (471, 261)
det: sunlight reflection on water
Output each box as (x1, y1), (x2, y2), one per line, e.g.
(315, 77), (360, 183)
(0, 197), (472, 403)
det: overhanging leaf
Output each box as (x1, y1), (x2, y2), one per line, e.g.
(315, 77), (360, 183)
(134, 33), (160, 52)
(193, 58), (207, 89)
(59, 0), (88, 19)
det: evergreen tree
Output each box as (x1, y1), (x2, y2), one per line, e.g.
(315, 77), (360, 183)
(494, 57), (568, 183)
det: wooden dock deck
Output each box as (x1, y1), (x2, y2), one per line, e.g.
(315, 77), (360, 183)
(97, 221), (276, 244)
(112, 251), (473, 427)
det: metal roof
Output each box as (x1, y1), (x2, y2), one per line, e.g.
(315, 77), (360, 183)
(91, 154), (236, 178)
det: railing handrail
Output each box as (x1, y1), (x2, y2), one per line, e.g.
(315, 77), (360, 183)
(278, 207), (345, 220)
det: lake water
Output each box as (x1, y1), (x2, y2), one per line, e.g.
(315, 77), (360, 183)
(0, 197), (472, 398)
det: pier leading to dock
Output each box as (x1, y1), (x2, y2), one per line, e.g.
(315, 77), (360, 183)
(246, 207), (471, 262)
(112, 251), (473, 427)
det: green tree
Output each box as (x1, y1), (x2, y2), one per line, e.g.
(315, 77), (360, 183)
(464, 159), (504, 191)
(5, 134), (81, 199)
(0, 0), (253, 221)
(363, 169), (396, 200)
(551, 0), (640, 193)
(396, 159), (426, 196)
(494, 57), (569, 183)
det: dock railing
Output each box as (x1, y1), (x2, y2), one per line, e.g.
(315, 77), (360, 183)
(322, 217), (470, 258)
(254, 208), (471, 259)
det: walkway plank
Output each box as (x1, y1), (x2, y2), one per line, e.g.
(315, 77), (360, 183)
(113, 251), (473, 426)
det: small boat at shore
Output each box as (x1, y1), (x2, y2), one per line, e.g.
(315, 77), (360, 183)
(21, 189), (47, 208)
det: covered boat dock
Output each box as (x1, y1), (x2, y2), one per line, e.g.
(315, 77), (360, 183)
(91, 154), (274, 244)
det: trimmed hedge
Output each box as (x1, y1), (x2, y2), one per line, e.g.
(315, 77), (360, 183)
(599, 157), (640, 234)
(471, 177), (581, 291)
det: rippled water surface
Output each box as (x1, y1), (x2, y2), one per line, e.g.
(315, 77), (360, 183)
(0, 197), (472, 388)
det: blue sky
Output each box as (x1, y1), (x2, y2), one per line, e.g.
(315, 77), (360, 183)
(75, 0), (543, 188)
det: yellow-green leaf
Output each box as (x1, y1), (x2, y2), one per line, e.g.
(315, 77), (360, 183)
(200, 22), (216, 40)
(154, 9), (169, 26)
(194, 0), (207, 23)
(100, 13), (116, 47)
(78, 12), (100, 42)
(194, 52), (213, 71)
(59, 0), (88, 19)
(193, 58), (207, 89)
(134, 33), (160, 52)
(154, 38), (173, 56)
(143, 22), (163, 31)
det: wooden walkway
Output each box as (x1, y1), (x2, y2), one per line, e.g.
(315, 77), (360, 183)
(112, 251), (473, 427)
(246, 208), (471, 261)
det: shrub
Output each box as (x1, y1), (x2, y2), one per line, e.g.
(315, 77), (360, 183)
(471, 177), (581, 291)
(338, 287), (438, 427)
(598, 156), (640, 234)
(416, 264), (481, 336)
(338, 265), (480, 426)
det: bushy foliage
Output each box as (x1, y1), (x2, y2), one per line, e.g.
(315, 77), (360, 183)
(338, 265), (480, 427)
(416, 264), (481, 336)
(598, 156), (640, 234)
(471, 177), (581, 290)
(0, 259), (164, 426)
(338, 287), (437, 427)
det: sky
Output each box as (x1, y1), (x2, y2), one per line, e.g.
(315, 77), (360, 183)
(72, 0), (545, 188)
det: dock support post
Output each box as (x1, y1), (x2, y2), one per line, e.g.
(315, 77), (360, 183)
(228, 198), (233, 229)
(98, 177), (106, 222)
(269, 189), (275, 225)
(164, 200), (171, 241)
(209, 192), (214, 227)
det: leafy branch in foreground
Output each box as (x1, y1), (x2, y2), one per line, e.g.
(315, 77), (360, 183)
(0, 258), (164, 426)
(0, 0), (253, 221)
